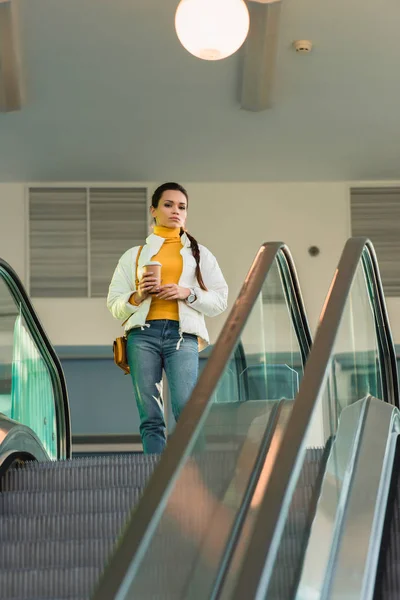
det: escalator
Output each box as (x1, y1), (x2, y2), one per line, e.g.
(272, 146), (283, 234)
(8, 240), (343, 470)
(229, 238), (400, 600)
(0, 243), (312, 599)
(4, 235), (397, 600)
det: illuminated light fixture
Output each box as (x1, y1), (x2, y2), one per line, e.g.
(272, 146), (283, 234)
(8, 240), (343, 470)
(175, 0), (250, 61)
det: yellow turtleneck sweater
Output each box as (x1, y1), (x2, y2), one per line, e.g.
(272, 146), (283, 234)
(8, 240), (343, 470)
(146, 226), (183, 322)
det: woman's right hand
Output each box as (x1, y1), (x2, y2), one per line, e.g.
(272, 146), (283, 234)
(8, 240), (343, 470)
(130, 272), (160, 305)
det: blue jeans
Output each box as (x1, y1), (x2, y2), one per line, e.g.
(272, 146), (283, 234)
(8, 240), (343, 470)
(127, 320), (199, 454)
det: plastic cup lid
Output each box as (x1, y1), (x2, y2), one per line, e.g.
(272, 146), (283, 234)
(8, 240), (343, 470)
(144, 261), (162, 267)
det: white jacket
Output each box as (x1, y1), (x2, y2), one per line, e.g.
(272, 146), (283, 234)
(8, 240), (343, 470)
(107, 231), (228, 350)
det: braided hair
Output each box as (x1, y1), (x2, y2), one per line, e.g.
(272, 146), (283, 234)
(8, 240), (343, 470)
(151, 182), (208, 291)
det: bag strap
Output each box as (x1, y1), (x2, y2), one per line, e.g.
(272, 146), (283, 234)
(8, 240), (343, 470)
(122, 245), (143, 328)
(135, 245), (143, 289)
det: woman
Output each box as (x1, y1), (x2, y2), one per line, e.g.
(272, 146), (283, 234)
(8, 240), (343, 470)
(107, 182), (228, 454)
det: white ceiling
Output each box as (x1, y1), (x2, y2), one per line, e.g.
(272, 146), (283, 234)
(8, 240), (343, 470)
(0, 0), (399, 182)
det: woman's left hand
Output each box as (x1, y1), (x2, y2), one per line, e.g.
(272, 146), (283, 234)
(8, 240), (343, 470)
(156, 285), (190, 301)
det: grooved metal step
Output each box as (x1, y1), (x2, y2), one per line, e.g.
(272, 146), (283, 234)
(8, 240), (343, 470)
(0, 538), (115, 570)
(2, 455), (159, 492)
(0, 486), (143, 516)
(0, 566), (101, 599)
(0, 511), (129, 543)
(0, 447), (327, 599)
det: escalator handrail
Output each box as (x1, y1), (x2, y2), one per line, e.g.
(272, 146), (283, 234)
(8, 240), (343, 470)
(92, 241), (311, 600)
(277, 246), (313, 368)
(230, 237), (399, 600)
(361, 240), (399, 408)
(0, 258), (71, 460)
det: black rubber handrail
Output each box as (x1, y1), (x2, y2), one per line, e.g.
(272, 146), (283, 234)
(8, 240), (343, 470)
(361, 240), (399, 408)
(0, 258), (71, 460)
(92, 242), (311, 600)
(277, 246), (313, 368)
(230, 237), (399, 600)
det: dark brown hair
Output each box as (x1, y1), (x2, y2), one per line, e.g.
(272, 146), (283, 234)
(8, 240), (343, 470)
(152, 182), (207, 291)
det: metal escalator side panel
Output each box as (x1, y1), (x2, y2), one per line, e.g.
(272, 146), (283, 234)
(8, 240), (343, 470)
(373, 437), (400, 600)
(296, 397), (369, 599)
(297, 397), (400, 600)
(0, 413), (51, 481)
(329, 398), (400, 600)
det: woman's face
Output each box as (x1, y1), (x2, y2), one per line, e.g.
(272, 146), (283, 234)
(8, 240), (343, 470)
(151, 190), (188, 229)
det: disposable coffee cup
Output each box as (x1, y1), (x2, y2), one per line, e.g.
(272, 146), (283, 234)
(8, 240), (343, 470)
(143, 261), (162, 293)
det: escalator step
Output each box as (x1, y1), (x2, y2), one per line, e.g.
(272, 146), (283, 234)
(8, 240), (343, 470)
(376, 509), (400, 598)
(0, 567), (101, 599)
(0, 486), (143, 516)
(0, 561), (199, 600)
(9, 454), (158, 470)
(0, 538), (116, 569)
(3, 452), (238, 495)
(0, 530), (210, 574)
(304, 448), (325, 462)
(0, 526), (311, 596)
(0, 448), (325, 599)
(297, 462), (321, 485)
(0, 511), (128, 543)
(2, 459), (157, 492)
(290, 482), (314, 501)
(265, 449), (327, 600)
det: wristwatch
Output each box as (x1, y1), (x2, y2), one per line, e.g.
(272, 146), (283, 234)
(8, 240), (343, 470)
(186, 289), (197, 304)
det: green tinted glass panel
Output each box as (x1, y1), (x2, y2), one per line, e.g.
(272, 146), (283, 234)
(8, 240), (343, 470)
(0, 278), (57, 459)
(0, 278), (18, 418)
(325, 260), (383, 437)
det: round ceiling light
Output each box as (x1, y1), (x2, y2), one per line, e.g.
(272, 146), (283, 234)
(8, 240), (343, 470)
(175, 0), (250, 61)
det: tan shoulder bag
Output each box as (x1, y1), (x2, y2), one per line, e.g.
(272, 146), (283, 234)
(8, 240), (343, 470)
(113, 246), (143, 374)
